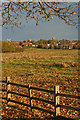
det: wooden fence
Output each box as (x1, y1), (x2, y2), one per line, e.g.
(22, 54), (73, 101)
(1, 76), (80, 119)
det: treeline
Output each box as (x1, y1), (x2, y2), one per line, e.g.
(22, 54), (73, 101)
(20, 39), (80, 49)
(2, 39), (80, 53)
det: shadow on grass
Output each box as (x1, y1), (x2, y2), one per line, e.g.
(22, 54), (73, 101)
(2, 116), (76, 120)
(2, 105), (76, 120)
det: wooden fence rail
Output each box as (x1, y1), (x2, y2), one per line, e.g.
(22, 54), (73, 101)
(1, 76), (80, 119)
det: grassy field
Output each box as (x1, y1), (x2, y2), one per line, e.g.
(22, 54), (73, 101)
(2, 48), (80, 119)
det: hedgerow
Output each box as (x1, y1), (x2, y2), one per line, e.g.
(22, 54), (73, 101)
(2, 41), (24, 53)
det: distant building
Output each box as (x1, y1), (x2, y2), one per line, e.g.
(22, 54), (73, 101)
(68, 45), (73, 49)
(32, 44), (36, 47)
(47, 44), (50, 47)
(22, 41), (30, 47)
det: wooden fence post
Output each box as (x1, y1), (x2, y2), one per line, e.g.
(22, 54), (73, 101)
(54, 85), (60, 117)
(6, 76), (11, 105)
(28, 85), (33, 112)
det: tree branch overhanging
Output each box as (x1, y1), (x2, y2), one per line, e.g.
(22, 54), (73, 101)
(2, 2), (78, 27)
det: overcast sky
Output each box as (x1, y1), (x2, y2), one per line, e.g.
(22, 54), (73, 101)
(2, 17), (78, 41)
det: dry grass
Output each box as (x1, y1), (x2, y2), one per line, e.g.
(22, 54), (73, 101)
(1, 48), (80, 119)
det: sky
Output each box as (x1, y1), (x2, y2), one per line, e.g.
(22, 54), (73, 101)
(2, 2), (78, 41)
(2, 17), (78, 41)
(1, 0), (80, 2)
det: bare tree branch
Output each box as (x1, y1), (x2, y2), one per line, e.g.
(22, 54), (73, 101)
(1, 2), (78, 27)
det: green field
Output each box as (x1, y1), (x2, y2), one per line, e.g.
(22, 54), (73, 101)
(2, 48), (80, 119)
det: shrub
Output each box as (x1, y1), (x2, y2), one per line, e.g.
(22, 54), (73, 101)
(49, 44), (54, 49)
(37, 44), (45, 48)
(44, 44), (49, 49)
(2, 41), (24, 53)
(54, 45), (58, 49)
